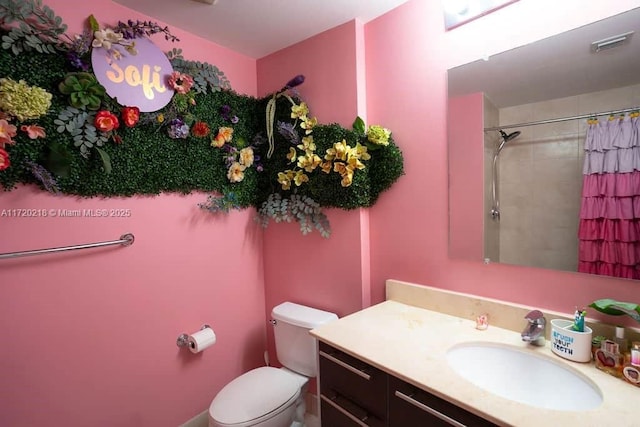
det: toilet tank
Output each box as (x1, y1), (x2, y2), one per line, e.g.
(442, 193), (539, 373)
(272, 302), (338, 377)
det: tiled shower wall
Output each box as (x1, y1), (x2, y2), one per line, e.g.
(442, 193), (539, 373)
(490, 83), (640, 271)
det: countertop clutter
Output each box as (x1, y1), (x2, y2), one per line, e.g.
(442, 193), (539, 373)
(311, 294), (638, 426)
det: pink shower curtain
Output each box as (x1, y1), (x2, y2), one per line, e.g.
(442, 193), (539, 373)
(579, 113), (640, 279)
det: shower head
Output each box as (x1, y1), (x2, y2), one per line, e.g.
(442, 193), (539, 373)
(500, 130), (521, 142)
(497, 130), (521, 153)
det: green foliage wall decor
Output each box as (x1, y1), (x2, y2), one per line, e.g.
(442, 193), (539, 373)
(0, 2), (404, 236)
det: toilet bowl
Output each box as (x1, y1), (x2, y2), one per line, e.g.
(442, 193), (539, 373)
(208, 302), (338, 427)
(209, 366), (307, 427)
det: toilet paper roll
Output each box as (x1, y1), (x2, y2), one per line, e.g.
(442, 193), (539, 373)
(188, 327), (216, 354)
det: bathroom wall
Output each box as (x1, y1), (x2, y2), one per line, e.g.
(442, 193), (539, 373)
(257, 20), (371, 364)
(365, 0), (640, 323)
(497, 84), (640, 271)
(0, 1), (266, 426)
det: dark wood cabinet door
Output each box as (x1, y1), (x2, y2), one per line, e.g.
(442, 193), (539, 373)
(319, 342), (387, 427)
(388, 376), (497, 427)
(320, 395), (385, 427)
(319, 342), (387, 421)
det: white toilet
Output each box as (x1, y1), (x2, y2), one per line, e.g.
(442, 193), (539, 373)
(208, 302), (338, 427)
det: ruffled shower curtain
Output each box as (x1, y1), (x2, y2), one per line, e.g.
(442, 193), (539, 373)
(579, 113), (640, 278)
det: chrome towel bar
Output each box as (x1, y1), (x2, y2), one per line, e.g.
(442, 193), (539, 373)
(0, 233), (134, 260)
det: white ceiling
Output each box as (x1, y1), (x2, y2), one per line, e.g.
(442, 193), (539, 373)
(448, 8), (640, 108)
(113, 0), (411, 59)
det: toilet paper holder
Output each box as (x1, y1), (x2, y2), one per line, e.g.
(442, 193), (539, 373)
(176, 324), (211, 348)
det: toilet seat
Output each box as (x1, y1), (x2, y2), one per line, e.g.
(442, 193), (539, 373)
(209, 367), (307, 427)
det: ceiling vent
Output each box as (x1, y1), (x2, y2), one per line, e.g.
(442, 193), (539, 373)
(591, 31), (634, 53)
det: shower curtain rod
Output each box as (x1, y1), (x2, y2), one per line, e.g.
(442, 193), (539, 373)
(484, 106), (638, 132)
(0, 233), (134, 260)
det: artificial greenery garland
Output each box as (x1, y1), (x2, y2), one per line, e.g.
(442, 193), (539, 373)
(0, 2), (404, 236)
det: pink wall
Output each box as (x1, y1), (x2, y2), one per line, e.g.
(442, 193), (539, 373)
(257, 21), (371, 366)
(365, 0), (640, 324)
(448, 93), (485, 261)
(0, 1), (264, 426)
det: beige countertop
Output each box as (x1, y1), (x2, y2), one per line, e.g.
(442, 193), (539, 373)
(310, 299), (638, 426)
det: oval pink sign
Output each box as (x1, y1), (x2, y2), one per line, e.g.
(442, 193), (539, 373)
(91, 37), (174, 112)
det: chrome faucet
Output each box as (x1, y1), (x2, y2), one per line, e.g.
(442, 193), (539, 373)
(521, 310), (546, 346)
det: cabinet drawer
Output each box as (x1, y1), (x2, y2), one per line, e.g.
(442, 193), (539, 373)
(389, 376), (497, 427)
(319, 342), (387, 421)
(320, 394), (385, 427)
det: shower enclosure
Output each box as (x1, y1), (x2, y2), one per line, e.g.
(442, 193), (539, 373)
(483, 85), (640, 272)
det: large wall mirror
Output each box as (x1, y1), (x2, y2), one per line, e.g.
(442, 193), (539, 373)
(448, 8), (640, 279)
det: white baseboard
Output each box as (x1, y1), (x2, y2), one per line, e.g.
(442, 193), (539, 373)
(179, 409), (209, 427)
(180, 392), (318, 427)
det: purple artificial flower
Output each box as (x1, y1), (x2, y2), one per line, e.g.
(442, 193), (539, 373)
(168, 118), (189, 139)
(220, 105), (232, 120)
(284, 75), (305, 90)
(252, 133), (266, 146)
(277, 121), (300, 145)
(25, 161), (60, 194)
(69, 28), (92, 55)
(231, 115), (239, 124)
(67, 52), (89, 71)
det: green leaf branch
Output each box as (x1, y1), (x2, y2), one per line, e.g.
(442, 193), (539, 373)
(589, 299), (640, 323)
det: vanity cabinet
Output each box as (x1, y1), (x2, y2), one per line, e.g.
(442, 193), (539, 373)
(318, 342), (497, 427)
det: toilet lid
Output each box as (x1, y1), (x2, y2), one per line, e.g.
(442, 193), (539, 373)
(210, 367), (304, 425)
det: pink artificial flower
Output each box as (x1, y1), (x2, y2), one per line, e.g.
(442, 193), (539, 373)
(0, 147), (9, 171)
(167, 71), (194, 94)
(0, 119), (17, 148)
(20, 124), (46, 140)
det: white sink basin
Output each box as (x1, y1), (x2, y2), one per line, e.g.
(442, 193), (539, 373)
(446, 342), (602, 411)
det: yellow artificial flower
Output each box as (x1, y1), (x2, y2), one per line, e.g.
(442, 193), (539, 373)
(239, 147), (254, 167)
(320, 161), (332, 174)
(294, 170), (309, 186)
(290, 102), (309, 120)
(347, 155), (365, 171)
(287, 147), (297, 163)
(325, 140), (349, 162)
(297, 152), (322, 172)
(297, 135), (316, 153)
(300, 116), (317, 134)
(278, 170), (294, 190)
(341, 172), (354, 187)
(354, 142), (371, 161)
(367, 125), (391, 146)
(333, 161), (355, 187)
(333, 161), (348, 176)
(157, 113), (165, 123)
(227, 162), (246, 183)
(211, 134), (225, 148)
(217, 127), (234, 143)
